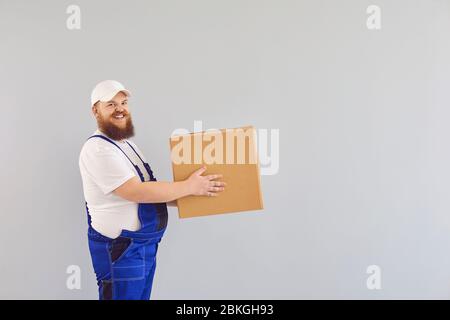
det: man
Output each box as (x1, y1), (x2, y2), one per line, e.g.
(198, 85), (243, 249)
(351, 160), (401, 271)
(79, 80), (226, 300)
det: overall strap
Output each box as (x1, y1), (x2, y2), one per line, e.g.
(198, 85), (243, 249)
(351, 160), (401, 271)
(85, 201), (92, 226)
(124, 140), (155, 181)
(125, 141), (146, 166)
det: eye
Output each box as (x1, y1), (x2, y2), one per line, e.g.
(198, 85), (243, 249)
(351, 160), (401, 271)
(122, 101), (128, 105)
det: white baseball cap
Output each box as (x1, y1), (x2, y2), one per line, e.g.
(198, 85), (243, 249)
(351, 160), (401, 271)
(90, 80), (131, 106)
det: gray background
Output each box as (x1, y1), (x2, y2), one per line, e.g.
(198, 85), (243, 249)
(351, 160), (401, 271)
(1, 0), (450, 299)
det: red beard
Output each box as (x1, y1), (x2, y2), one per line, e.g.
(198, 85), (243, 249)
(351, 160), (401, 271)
(97, 112), (135, 141)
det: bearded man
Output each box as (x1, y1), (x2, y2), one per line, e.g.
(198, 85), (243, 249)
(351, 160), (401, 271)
(79, 80), (226, 300)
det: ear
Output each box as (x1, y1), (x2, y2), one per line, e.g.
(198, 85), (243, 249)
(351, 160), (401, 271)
(92, 104), (99, 118)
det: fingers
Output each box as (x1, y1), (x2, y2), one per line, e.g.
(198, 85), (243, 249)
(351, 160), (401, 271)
(206, 174), (223, 180)
(210, 181), (226, 187)
(208, 180), (226, 191)
(192, 167), (227, 197)
(208, 186), (224, 192)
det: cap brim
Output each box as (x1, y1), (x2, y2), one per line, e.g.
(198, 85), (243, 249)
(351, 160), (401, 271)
(99, 89), (131, 103)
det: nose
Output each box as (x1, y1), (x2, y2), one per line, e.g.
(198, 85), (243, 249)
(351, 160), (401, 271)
(115, 104), (125, 113)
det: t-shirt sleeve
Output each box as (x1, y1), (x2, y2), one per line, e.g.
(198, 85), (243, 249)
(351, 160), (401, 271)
(80, 142), (136, 195)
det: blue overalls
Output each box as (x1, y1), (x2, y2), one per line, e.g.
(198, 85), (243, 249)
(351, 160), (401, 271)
(85, 135), (168, 300)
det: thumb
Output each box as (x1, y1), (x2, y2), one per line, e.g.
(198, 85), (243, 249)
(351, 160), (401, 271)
(195, 166), (207, 176)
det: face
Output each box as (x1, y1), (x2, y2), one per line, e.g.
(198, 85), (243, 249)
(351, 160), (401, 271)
(92, 91), (135, 140)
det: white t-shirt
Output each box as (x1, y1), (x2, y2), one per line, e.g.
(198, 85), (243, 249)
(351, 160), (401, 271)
(79, 130), (152, 239)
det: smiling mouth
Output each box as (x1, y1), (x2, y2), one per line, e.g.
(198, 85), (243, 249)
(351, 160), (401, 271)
(113, 114), (126, 120)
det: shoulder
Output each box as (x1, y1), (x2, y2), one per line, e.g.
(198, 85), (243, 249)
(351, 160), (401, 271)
(79, 136), (122, 162)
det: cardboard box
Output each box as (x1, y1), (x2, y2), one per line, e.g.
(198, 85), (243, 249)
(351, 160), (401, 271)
(169, 126), (264, 218)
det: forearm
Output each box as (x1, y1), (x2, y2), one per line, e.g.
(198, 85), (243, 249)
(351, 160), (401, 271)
(114, 166), (225, 204)
(114, 177), (191, 203)
(135, 181), (190, 203)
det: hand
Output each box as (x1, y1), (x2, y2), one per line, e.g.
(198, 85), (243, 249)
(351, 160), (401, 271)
(185, 166), (226, 197)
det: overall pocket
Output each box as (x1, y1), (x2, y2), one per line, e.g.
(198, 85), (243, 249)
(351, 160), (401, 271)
(110, 238), (145, 281)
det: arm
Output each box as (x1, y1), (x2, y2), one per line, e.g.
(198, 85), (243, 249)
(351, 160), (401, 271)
(114, 177), (190, 203)
(113, 166), (226, 203)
